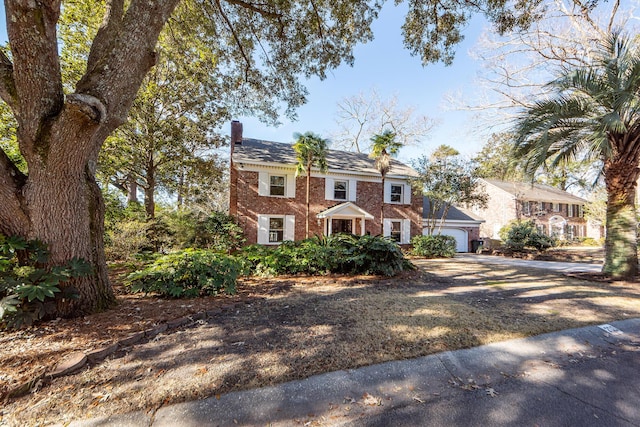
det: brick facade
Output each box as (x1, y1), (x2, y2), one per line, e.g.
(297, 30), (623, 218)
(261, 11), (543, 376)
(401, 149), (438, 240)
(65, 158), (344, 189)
(232, 167), (422, 245)
(472, 180), (592, 240)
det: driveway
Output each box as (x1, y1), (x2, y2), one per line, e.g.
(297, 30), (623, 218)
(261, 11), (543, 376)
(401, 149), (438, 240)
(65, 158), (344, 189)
(455, 253), (602, 273)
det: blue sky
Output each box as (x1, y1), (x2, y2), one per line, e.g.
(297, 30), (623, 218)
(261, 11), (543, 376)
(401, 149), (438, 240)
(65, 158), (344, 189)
(0, 2), (493, 162)
(237, 3), (492, 162)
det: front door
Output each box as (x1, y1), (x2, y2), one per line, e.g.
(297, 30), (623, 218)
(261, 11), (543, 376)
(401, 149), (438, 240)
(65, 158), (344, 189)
(332, 218), (353, 234)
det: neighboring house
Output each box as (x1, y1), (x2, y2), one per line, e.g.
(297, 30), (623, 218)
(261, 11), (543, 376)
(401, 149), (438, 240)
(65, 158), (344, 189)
(422, 198), (484, 252)
(228, 121), (423, 245)
(470, 179), (598, 240)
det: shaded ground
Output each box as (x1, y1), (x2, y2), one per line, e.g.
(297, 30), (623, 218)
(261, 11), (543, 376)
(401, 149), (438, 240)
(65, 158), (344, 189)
(2, 253), (638, 426)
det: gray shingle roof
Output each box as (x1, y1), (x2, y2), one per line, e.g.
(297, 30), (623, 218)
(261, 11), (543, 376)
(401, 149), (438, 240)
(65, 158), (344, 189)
(423, 197), (483, 222)
(482, 179), (587, 204)
(232, 138), (417, 177)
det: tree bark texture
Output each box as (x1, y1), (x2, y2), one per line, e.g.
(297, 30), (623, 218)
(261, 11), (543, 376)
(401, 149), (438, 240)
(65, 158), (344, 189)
(602, 157), (640, 279)
(0, 0), (181, 317)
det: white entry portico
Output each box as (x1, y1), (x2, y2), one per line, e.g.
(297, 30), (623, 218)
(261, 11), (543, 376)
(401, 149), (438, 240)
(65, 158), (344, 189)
(316, 202), (374, 236)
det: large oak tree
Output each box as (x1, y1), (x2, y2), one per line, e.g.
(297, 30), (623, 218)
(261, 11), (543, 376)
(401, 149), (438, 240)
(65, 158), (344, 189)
(0, 0), (544, 318)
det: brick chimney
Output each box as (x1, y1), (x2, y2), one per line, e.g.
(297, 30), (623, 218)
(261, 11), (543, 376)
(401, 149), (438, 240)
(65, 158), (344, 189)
(230, 120), (243, 156)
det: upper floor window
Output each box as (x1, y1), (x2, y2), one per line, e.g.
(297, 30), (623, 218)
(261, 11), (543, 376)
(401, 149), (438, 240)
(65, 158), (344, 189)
(522, 201), (531, 215)
(270, 175), (286, 196)
(334, 180), (348, 200)
(390, 184), (403, 203)
(552, 202), (560, 212)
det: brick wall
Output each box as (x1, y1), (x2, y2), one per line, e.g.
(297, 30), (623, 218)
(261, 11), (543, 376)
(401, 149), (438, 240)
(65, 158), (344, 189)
(472, 182), (588, 239)
(232, 168), (423, 244)
(473, 183), (518, 239)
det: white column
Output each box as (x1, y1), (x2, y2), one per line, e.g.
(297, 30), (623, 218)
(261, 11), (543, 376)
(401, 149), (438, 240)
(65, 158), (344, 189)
(360, 217), (365, 235)
(328, 217), (332, 235)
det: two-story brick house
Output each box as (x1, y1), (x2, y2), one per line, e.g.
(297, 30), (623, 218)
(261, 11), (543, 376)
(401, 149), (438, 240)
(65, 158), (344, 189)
(228, 121), (423, 245)
(471, 179), (598, 240)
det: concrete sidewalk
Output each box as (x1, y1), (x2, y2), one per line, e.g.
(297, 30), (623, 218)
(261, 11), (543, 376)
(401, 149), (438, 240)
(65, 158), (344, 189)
(71, 319), (640, 427)
(455, 253), (602, 273)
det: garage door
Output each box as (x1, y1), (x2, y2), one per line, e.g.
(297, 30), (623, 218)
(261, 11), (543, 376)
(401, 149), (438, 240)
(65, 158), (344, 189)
(425, 228), (468, 252)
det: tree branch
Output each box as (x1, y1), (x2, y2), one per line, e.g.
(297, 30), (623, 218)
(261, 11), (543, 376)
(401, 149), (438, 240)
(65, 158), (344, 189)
(0, 50), (17, 111)
(214, 0), (252, 81)
(223, 0), (279, 19)
(76, 0), (181, 130)
(5, 0), (64, 146)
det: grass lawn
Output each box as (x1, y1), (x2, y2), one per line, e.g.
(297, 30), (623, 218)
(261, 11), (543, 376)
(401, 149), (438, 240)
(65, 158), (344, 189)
(2, 255), (639, 425)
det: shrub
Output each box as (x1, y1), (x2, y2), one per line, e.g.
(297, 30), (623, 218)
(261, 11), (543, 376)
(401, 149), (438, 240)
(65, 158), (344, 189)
(126, 249), (243, 297)
(580, 237), (601, 246)
(105, 219), (152, 261)
(411, 234), (457, 258)
(0, 234), (90, 328)
(240, 234), (411, 277)
(499, 220), (556, 252)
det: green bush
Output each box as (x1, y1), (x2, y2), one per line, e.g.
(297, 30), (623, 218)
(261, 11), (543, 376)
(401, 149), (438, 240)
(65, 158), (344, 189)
(411, 234), (457, 258)
(0, 234), (90, 328)
(240, 234), (411, 277)
(580, 237), (601, 246)
(499, 220), (556, 252)
(126, 249), (244, 297)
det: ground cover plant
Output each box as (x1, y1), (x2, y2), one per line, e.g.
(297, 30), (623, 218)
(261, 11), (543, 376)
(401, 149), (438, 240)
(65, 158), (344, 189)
(2, 251), (638, 426)
(0, 235), (91, 329)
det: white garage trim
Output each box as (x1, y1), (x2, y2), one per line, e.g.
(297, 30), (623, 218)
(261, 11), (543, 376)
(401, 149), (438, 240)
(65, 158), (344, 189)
(423, 228), (468, 252)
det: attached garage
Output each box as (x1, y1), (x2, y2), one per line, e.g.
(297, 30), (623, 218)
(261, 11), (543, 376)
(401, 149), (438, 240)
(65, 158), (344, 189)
(423, 197), (484, 253)
(440, 228), (468, 253)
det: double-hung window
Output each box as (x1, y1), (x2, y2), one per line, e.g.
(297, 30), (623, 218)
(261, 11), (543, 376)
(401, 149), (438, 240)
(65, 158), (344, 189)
(268, 218), (284, 243)
(334, 180), (348, 200)
(390, 220), (402, 242)
(269, 175), (286, 196)
(390, 184), (403, 203)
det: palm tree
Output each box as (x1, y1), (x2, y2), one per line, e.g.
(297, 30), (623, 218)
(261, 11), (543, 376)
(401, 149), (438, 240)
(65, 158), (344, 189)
(369, 130), (402, 234)
(513, 31), (640, 279)
(293, 132), (329, 238)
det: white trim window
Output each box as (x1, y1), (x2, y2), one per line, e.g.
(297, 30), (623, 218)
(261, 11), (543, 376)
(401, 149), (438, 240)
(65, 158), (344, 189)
(325, 178), (357, 202)
(522, 201), (531, 216)
(552, 202), (560, 212)
(390, 184), (403, 203)
(384, 181), (412, 204)
(334, 180), (348, 201)
(257, 215), (295, 244)
(269, 175), (286, 196)
(258, 172), (296, 198)
(383, 218), (411, 244)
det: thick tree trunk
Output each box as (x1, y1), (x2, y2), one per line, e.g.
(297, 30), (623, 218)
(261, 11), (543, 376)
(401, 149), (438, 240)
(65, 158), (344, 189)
(602, 159), (640, 279)
(20, 107), (117, 316)
(0, 0), (181, 319)
(127, 175), (138, 205)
